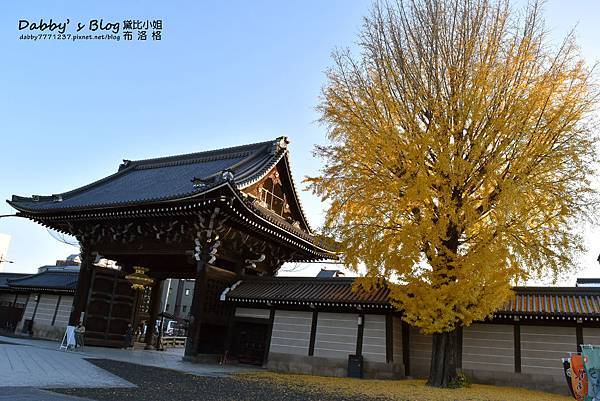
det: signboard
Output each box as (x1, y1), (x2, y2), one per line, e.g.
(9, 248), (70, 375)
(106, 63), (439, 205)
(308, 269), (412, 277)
(59, 325), (77, 350)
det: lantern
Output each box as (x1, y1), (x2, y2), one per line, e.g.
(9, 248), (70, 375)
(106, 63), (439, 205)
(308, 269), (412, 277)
(125, 266), (154, 291)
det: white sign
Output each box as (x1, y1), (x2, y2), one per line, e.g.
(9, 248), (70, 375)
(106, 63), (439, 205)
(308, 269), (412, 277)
(59, 325), (77, 350)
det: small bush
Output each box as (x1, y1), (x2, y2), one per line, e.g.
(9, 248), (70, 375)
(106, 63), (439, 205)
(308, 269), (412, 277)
(448, 372), (471, 389)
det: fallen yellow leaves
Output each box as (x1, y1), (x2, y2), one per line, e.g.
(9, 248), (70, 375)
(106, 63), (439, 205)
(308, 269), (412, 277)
(235, 372), (570, 401)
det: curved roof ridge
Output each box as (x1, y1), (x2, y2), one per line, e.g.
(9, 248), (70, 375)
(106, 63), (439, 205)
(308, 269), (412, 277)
(8, 137), (286, 211)
(122, 138), (280, 170)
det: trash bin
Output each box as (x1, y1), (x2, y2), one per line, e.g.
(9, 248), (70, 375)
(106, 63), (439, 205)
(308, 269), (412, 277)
(348, 354), (363, 378)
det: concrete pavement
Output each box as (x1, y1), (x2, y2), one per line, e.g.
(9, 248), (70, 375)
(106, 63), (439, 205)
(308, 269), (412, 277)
(0, 334), (261, 400)
(0, 335), (259, 378)
(0, 341), (134, 388)
(0, 388), (93, 401)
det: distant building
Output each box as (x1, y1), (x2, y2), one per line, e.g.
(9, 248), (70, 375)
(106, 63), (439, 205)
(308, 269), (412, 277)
(316, 268), (345, 278)
(576, 278), (600, 287)
(0, 255), (115, 340)
(0, 233), (11, 272)
(160, 279), (195, 319)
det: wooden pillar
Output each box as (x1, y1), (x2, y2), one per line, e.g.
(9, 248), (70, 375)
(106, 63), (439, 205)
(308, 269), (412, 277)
(223, 306), (237, 356)
(308, 310), (318, 356)
(262, 307), (276, 365)
(402, 321), (411, 376)
(514, 317), (521, 373)
(457, 326), (463, 370)
(69, 243), (94, 326)
(184, 242), (209, 358)
(386, 314), (393, 363)
(51, 295), (62, 326)
(145, 279), (164, 349)
(356, 313), (365, 356)
(576, 319), (584, 353)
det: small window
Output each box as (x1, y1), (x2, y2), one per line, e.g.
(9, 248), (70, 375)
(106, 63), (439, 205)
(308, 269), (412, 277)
(185, 289), (190, 296)
(182, 305), (187, 312)
(166, 303), (170, 310)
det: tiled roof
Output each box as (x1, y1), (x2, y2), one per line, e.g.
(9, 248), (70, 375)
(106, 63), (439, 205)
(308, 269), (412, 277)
(495, 287), (600, 319)
(224, 277), (391, 308)
(8, 138), (287, 212)
(0, 273), (31, 289)
(7, 271), (78, 293)
(225, 278), (600, 319)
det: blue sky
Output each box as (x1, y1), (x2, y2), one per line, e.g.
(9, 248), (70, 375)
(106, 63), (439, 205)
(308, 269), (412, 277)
(0, 1), (599, 283)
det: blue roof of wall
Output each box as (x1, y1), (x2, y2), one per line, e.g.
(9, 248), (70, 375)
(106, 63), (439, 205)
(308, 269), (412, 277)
(7, 271), (78, 292)
(0, 273), (31, 289)
(9, 138), (289, 213)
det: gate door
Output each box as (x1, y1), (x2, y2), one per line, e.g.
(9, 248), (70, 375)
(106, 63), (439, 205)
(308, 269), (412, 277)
(84, 266), (136, 347)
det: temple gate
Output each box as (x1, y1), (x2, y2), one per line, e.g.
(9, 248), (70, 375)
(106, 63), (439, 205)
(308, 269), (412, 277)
(8, 137), (336, 358)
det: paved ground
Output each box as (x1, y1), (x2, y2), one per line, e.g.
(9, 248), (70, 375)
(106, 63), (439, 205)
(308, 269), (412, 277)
(0, 388), (92, 401)
(0, 334), (260, 401)
(0, 335), (258, 377)
(0, 342), (133, 388)
(52, 359), (384, 401)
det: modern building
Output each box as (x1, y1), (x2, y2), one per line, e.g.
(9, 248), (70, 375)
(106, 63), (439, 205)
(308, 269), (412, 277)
(160, 279), (195, 318)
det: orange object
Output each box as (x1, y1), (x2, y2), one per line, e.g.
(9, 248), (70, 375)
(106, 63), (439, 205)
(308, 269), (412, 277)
(571, 355), (588, 400)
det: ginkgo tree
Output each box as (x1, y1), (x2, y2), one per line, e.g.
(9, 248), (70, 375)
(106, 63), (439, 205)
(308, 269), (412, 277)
(308, 0), (598, 387)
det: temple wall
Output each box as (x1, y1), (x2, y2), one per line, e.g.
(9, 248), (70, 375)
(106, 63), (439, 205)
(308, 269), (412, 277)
(16, 293), (37, 332)
(313, 312), (358, 360)
(264, 309), (402, 379)
(520, 325), (576, 379)
(583, 327), (600, 345)
(362, 314), (386, 363)
(15, 293), (73, 340)
(463, 323), (514, 374)
(0, 293), (15, 304)
(232, 304), (584, 394)
(53, 296), (72, 327)
(235, 307), (270, 320)
(15, 294), (28, 306)
(409, 326), (432, 377)
(269, 310), (312, 356)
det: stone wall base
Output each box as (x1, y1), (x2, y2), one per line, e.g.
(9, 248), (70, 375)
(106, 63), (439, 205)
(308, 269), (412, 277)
(32, 323), (65, 341)
(463, 368), (570, 396)
(267, 352), (404, 379)
(182, 353), (221, 364)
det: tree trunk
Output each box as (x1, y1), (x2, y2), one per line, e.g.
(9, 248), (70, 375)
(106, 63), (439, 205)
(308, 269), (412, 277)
(426, 327), (462, 387)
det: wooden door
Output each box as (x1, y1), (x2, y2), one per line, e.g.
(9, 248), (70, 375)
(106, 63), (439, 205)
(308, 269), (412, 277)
(84, 267), (136, 347)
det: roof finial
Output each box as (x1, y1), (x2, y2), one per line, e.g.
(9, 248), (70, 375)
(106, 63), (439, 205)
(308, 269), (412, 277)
(278, 137), (289, 150)
(221, 169), (235, 181)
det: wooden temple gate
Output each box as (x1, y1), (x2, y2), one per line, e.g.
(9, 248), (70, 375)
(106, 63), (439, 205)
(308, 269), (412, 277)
(8, 138), (336, 358)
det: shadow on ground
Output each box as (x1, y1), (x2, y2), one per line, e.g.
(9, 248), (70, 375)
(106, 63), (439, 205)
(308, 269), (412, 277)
(51, 359), (387, 401)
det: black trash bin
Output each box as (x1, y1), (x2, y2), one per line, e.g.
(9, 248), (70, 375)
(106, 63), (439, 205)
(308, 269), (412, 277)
(347, 354), (363, 378)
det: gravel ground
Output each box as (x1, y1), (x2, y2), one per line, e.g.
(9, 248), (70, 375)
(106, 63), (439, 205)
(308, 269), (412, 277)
(51, 359), (388, 401)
